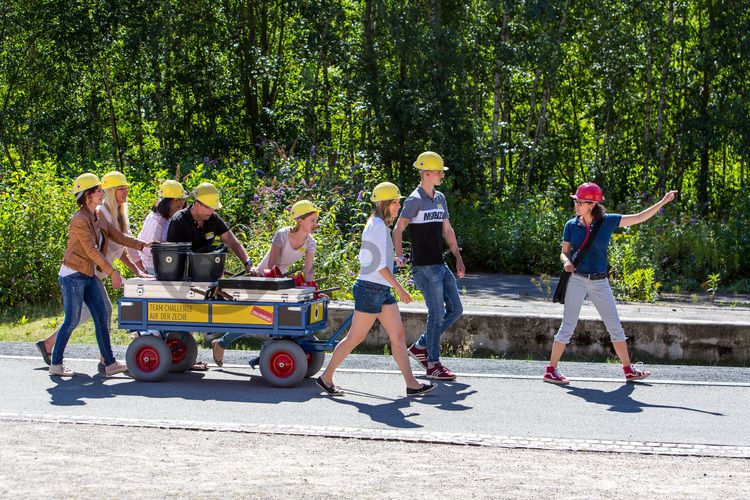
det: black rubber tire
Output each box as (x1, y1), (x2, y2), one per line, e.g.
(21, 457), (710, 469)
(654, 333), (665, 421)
(125, 335), (172, 382)
(304, 351), (325, 378)
(259, 340), (308, 388)
(166, 332), (198, 373)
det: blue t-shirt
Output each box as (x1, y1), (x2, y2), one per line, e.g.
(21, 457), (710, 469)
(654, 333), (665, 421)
(562, 213), (622, 274)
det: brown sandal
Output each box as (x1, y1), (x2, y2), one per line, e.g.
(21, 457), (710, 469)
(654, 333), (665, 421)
(211, 339), (224, 367)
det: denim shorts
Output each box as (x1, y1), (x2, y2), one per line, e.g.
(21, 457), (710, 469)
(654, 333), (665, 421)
(353, 279), (396, 313)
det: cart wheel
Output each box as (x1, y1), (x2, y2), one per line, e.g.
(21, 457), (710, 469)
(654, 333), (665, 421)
(304, 351), (325, 378)
(126, 335), (172, 382)
(166, 333), (198, 373)
(259, 340), (308, 388)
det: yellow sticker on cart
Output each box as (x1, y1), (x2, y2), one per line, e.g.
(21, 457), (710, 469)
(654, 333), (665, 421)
(213, 304), (274, 325)
(147, 302), (209, 323)
(309, 302), (324, 323)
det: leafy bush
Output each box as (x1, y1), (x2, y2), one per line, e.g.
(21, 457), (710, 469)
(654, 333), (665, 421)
(0, 164), (74, 306)
(2, 162), (749, 308)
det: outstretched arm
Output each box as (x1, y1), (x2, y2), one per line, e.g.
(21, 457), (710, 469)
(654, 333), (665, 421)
(620, 191), (678, 228)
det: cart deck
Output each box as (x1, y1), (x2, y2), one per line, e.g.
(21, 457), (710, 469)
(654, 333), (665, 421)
(117, 279), (351, 387)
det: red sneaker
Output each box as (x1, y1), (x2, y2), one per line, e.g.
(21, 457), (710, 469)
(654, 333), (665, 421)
(407, 343), (429, 368)
(543, 366), (569, 385)
(426, 362), (456, 380)
(624, 365), (651, 382)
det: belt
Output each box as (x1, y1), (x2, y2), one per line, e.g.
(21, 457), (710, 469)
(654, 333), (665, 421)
(575, 271), (608, 280)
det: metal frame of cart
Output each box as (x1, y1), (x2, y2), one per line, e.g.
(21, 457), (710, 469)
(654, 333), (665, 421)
(117, 296), (352, 387)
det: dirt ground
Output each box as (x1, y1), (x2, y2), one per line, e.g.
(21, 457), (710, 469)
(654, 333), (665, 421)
(0, 421), (747, 499)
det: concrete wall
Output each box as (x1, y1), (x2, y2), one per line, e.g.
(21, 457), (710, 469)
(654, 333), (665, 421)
(324, 306), (750, 365)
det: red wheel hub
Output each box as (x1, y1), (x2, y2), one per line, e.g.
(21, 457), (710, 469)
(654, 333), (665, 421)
(136, 346), (161, 372)
(269, 352), (295, 378)
(167, 338), (186, 364)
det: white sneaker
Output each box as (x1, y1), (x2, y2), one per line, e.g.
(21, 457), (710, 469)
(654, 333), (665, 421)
(49, 364), (75, 377)
(105, 362), (128, 377)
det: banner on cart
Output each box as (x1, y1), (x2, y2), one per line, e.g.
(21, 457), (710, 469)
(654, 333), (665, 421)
(213, 304), (275, 325)
(147, 302), (209, 323)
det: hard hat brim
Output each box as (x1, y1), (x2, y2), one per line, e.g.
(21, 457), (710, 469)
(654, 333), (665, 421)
(292, 208), (320, 219)
(571, 194), (605, 202)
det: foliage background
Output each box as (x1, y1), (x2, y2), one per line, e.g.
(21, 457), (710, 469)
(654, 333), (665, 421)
(1, 0), (749, 306)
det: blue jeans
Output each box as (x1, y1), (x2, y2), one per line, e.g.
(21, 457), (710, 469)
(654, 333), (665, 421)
(353, 279), (396, 313)
(217, 331), (243, 349)
(52, 273), (116, 366)
(411, 264), (464, 363)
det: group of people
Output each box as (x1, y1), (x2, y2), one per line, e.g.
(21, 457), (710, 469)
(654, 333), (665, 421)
(38, 149), (678, 395)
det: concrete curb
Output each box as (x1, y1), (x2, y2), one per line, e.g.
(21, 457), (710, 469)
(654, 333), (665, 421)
(325, 304), (750, 365)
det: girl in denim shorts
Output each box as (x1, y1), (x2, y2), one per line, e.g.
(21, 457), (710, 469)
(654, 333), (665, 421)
(316, 182), (435, 397)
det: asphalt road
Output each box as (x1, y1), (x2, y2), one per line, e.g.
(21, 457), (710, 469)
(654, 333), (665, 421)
(3, 343), (749, 455)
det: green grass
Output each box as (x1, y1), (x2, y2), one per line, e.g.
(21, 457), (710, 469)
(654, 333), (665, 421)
(0, 301), (133, 346)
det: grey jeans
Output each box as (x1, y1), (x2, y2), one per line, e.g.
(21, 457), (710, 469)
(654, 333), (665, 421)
(554, 273), (627, 344)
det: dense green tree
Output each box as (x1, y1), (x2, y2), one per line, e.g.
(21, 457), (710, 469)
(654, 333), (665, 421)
(1, 0), (749, 211)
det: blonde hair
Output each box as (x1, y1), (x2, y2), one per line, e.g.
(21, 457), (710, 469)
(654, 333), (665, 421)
(103, 188), (131, 234)
(371, 199), (396, 226)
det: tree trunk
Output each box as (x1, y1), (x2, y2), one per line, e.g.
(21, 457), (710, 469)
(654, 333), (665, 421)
(362, 0), (379, 157)
(99, 56), (123, 170)
(136, 73), (145, 163)
(696, 0), (713, 215)
(525, 0), (570, 195)
(490, 68), (501, 189)
(656, 0), (674, 192)
(642, 0), (655, 192)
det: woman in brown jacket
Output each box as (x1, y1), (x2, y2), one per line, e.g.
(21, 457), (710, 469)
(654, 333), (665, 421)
(50, 173), (149, 377)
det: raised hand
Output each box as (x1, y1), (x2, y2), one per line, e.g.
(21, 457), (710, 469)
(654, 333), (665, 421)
(661, 190), (679, 204)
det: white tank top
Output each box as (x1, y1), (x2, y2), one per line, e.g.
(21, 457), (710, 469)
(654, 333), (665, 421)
(257, 227), (317, 274)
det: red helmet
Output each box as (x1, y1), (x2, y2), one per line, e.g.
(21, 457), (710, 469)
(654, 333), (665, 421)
(571, 182), (604, 202)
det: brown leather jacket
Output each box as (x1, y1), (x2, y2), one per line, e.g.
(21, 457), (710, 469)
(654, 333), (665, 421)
(62, 207), (145, 277)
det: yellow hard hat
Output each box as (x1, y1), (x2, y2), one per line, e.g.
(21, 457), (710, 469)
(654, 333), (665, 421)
(290, 200), (320, 219)
(158, 180), (188, 199)
(371, 182), (404, 202)
(100, 171), (129, 190)
(192, 182), (222, 209)
(72, 173), (101, 195)
(413, 151), (448, 171)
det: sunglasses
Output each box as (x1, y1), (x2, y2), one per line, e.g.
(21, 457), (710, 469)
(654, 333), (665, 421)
(574, 200), (594, 205)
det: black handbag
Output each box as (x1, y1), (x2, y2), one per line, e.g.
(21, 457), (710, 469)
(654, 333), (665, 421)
(552, 219), (603, 304)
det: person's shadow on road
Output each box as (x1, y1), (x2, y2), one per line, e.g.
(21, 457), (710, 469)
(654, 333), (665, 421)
(317, 380), (477, 429)
(313, 389), (423, 429)
(562, 383), (724, 416)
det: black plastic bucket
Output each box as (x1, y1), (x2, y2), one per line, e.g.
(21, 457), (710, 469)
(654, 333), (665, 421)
(188, 249), (227, 281)
(152, 242), (191, 281)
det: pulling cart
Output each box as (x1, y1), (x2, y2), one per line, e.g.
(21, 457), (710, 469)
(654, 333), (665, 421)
(117, 277), (352, 387)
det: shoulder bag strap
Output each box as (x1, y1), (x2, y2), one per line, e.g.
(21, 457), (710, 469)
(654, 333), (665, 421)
(571, 218), (604, 268)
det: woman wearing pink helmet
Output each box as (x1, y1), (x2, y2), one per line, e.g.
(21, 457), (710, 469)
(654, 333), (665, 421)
(544, 183), (678, 384)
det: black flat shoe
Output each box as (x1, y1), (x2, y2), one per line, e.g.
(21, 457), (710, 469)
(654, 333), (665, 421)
(36, 340), (51, 366)
(316, 376), (344, 396)
(406, 383), (436, 397)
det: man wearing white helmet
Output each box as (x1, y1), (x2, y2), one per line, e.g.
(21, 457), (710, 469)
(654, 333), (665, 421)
(393, 151), (465, 381)
(166, 182), (253, 273)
